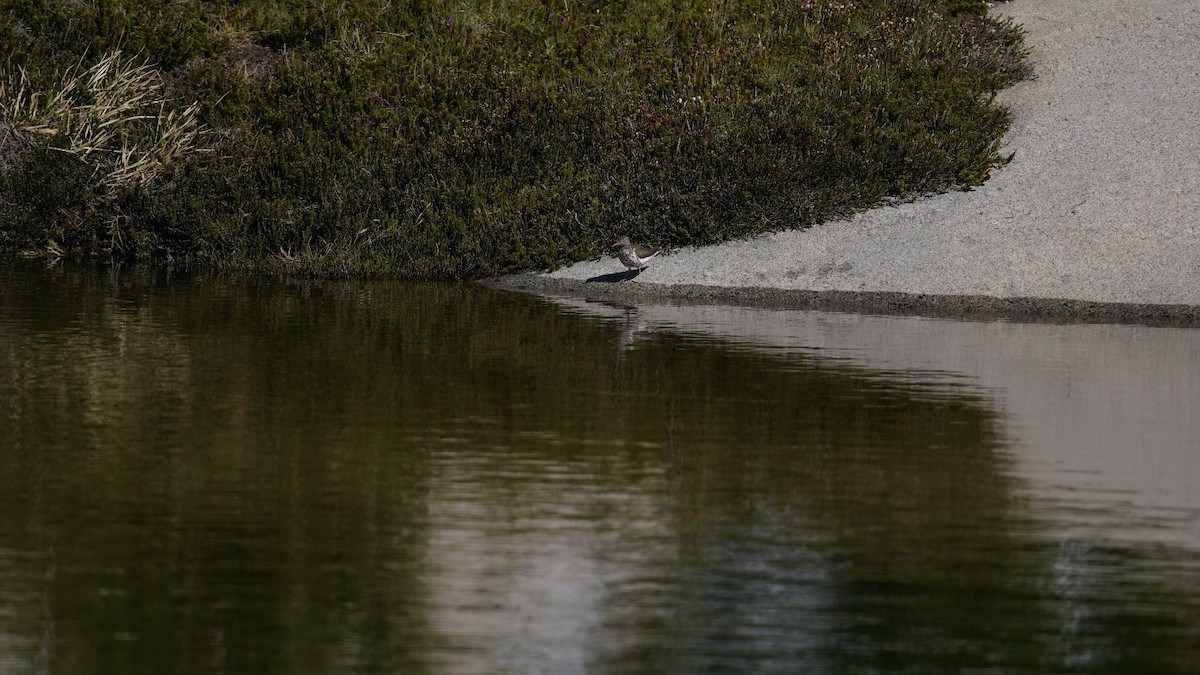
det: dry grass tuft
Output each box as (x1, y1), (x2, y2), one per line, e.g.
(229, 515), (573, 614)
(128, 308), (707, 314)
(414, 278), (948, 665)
(0, 50), (204, 192)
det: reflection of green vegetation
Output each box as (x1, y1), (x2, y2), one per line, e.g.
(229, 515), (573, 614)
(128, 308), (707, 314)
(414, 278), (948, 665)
(0, 261), (1197, 672)
(3, 0), (1026, 275)
(0, 265), (436, 673)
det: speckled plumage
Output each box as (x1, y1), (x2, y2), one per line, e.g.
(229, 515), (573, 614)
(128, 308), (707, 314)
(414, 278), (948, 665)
(611, 236), (660, 270)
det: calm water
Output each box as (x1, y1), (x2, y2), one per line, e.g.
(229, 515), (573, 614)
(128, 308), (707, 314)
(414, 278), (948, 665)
(1, 262), (1197, 674)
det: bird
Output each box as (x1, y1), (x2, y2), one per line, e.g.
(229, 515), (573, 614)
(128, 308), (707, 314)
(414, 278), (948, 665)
(611, 235), (660, 278)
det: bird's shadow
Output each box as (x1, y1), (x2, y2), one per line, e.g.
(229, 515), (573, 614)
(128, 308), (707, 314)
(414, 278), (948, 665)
(587, 268), (643, 283)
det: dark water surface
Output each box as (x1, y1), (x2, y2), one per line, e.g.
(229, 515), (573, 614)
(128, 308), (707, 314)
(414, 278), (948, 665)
(1, 262), (1197, 674)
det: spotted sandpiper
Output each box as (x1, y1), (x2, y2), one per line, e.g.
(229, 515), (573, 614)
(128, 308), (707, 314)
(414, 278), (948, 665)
(611, 236), (660, 278)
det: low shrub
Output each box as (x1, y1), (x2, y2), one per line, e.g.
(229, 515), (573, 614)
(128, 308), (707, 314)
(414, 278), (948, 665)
(1, 0), (1029, 277)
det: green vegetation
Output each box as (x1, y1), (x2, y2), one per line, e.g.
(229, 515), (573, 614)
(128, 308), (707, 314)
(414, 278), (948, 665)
(0, 0), (1028, 278)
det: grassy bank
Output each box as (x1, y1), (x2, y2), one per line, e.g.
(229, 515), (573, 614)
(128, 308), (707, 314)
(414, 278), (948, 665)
(0, 0), (1028, 278)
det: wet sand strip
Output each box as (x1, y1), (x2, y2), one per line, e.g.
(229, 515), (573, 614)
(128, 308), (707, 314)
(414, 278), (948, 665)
(484, 275), (1200, 328)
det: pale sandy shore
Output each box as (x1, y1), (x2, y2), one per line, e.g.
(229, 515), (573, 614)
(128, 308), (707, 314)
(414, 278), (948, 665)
(497, 0), (1200, 321)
